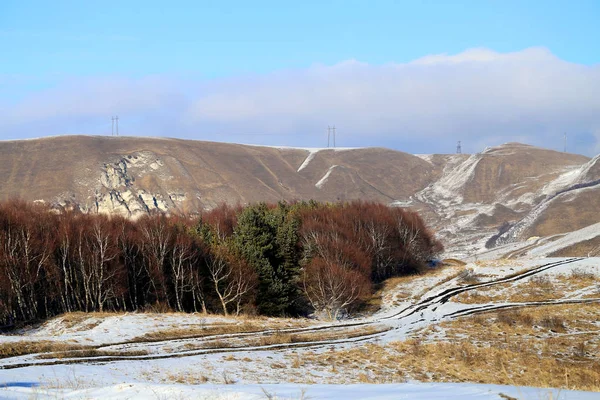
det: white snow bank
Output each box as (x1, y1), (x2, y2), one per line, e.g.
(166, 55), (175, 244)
(0, 382), (596, 400)
(527, 224), (600, 257)
(315, 165), (338, 188)
(294, 148), (362, 172)
(419, 153), (481, 205)
(4, 313), (295, 346)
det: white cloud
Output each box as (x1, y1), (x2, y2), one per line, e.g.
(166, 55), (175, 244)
(1, 47), (599, 155)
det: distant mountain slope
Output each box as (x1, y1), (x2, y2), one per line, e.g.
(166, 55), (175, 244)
(0, 136), (598, 255)
(0, 136), (432, 215)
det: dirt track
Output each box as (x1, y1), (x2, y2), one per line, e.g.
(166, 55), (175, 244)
(2, 257), (598, 370)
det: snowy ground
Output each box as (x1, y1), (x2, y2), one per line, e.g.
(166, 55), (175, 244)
(1, 258), (599, 399)
(475, 222), (600, 260)
(1, 382), (597, 400)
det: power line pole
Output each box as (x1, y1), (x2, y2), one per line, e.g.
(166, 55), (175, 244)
(564, 132), (567, 152)
(456, 140), (462, 154)
(332, 125), (336, 148)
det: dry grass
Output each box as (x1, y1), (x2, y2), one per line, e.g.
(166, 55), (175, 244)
(133, 323), (264, 342)
(290, 303), (600, 391)
(132, 318), (310, 343)
(455, 272), (599, 304)
(37, 349), (149, 360)
(57, 312), (117, 329)
(181, 325), (389, 351)
(164, 372), (210, 385)
(0, 339), (150, 361)
(458, 269), (482, 284)
(257, 325), (387, 347)
(0, 341), (88, 359)
(378, 264), (465, 308)
(442, 258), (467, 267)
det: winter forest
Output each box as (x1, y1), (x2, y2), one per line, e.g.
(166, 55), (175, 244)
(0, 200), (443, 326)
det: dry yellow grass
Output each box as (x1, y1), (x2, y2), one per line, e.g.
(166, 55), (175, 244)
(180, 325), (389, 351)
(378, 264), (465, 308)
(35, 311), (122, 332)
(133, 323), (265, 342)
(0, 339), (150, 361)
(132, 318), (311, 343)
(255, 325), (387, 347)
(455, 272), (599, 304)
(0, 341), (88, 359)
(442, 258), (467, 267)
(288, 303), (600, 391)
(37, 349), (149, 360)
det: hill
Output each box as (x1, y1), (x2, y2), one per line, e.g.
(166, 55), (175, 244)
(0, 136), (598, 255)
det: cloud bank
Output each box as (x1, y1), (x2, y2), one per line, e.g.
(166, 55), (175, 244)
(1, 47), (599, 155)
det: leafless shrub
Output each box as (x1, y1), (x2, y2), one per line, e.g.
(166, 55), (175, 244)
(221, 371), (235, 384)
(574, 341), (587, 358)
(570, 268), (596, 281)
(539, 316), (566, 332)
(496, 310), (533, 327)
(38, 349), (148, 360)
(458, 269), (480, 284)
(530, 275), (553, 292)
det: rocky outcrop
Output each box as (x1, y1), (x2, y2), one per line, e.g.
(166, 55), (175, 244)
(89, 152), (187, 218)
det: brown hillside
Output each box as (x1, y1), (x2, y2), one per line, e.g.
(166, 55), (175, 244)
(1, 136), (598, 255)
(524, 186), (600, 237)
(462, 143), (589, 204)
(0, 136), (431, 216)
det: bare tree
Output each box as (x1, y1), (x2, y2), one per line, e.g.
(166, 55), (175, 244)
(140, 216), (172, 307)
(169, 232), (196, 312)
(207, 246), (255, 315)
(302, 258), (367, 320)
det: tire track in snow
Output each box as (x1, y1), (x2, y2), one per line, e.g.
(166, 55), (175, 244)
(380, 257), (583, 321)
(442, 297), (600, 319)
(0, 258), (589, 369)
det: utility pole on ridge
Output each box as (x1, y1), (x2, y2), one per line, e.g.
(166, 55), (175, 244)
(111, 116), (119, 136)
(332, 125), (336, 148)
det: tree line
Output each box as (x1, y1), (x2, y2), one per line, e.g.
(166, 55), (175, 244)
(0, 199), (443, 325)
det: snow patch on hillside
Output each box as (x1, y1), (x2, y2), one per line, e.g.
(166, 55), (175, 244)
(315, 165), (338, 188)
(527, 223), (600, 257)
(541, 166), (583, 196)
(297, 150), (319, 172)
(419, 154), (481, 205)
(294, 148), (361, 172)
(414, 154), (434, 164)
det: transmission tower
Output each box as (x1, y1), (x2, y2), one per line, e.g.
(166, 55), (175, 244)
(111, 116), (119, 136)
(327, 125), (336, 147)
(456, 140), (462, 154)
(332, 125), (336, 148)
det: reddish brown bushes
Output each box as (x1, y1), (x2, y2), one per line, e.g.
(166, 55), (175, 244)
(0, 200), (442, 324)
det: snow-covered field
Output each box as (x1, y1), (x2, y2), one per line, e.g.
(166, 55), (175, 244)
(2, 382), (597, 399)
(1, 257), (599, 399)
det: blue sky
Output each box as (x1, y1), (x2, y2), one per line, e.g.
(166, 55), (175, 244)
(1, 0), (599, 155)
